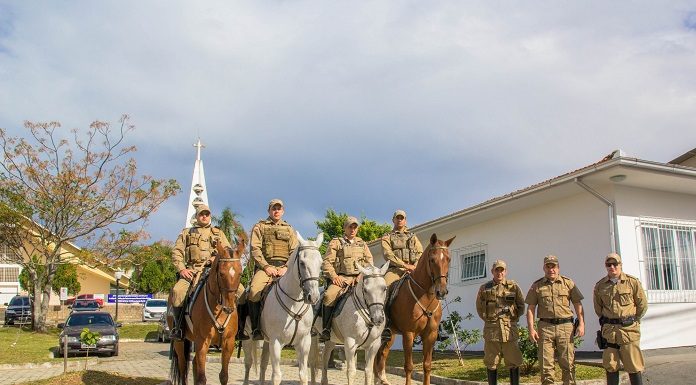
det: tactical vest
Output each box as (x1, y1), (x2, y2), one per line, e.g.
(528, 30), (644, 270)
(335, 238), (369, 276)
(184, 226), (222, 265)
(481, 280), (520, 322)
(389, 231), (418, 264)
(261, 222), (292, 261)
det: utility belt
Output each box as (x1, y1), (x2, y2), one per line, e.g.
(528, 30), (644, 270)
(266, 259), (288, 268)
(602, 316), (636, 327)
(539, 317), (574, 325)
(596, 331), (621, 350)
(339, 273), (359, 277)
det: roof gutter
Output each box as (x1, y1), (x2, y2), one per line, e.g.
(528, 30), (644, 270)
(574, 178), (618, 254)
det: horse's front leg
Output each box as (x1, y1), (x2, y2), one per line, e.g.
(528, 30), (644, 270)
(270, 339), (283, 385)
(219, 336), (235, 385)
(343, 337), (358, 385)
(374, 330), (395, 385)
(296, 334), (312, 385)
(321, 340), (335, 385)
(363, 339), (381, 385)
(402, 331), (415, 385)
(260, 341), (270, 385)
(421, 331), (437, 385)
(193, 339), (210, 385)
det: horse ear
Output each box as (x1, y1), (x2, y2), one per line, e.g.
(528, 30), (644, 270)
(356, 262), (369, 276)
(296, 231), (306, 244)
(380, 261), (390, 276)
(445, 236), (456, 247)
(315, 232), (324, 246)
(430, 233), (438, 245)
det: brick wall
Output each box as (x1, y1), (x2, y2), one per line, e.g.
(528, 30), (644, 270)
(47, 303), (147, 324)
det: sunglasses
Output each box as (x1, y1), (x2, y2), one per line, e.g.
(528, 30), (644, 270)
(605, 262), (619, 267)
(198, 212), (211, 217)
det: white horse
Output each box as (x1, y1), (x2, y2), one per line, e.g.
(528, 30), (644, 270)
(310, 261), (390, 385)
(242, 231), (324, 385)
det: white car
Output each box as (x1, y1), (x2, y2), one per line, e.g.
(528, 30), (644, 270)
(142, 299), (167, 322)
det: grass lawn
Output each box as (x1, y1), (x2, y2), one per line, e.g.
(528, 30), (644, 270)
(21, 370), (161, 385)
(0, 323), (159, 364)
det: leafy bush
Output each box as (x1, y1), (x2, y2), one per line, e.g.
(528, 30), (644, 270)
(517, 322), (584, 375)
(438, 297), (482, 351)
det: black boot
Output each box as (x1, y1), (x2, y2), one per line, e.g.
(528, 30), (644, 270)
(319, 305), (334, 342)
(170, 306), (184, 340)
(509, 367), (519, 385)
(236, 303), (250, 341)
(629, 372), (643, 385)
(486, 369), (497, 385)
(436, 322), (449, 341)
(606, 371), (620, 385)
(249, 301), (264, 341)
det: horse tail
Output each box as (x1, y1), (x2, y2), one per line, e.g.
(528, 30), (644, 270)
(169, 340), (192, 385)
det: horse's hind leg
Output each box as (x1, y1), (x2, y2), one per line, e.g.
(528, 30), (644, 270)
(260, 341), (270, 385)
(321, 340), (335, 385)
(374, 333), (395, 385)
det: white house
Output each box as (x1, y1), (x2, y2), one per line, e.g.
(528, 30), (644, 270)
(370, 148), (696, 351)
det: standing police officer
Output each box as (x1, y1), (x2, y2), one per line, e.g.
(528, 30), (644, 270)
(593, 253), (647, 385)
(170, 204), (230, 340)
(247, 199), (298, 340)
(319, 216), (374, 342)
(525, 255), (585, 385)
(476, 260), (525, 385)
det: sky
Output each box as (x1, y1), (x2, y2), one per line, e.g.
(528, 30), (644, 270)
(1, 1), (696, 244)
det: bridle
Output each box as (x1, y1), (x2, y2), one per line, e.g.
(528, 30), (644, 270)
(350, 271), (387, 349)
(406, 244), (450, 318)
(426, 245), (450, 287)
(203, 250), (240, 334)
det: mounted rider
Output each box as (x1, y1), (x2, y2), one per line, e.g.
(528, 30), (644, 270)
(319, 216), (374, 342)
(246, 198), (299, 340)
(170, 204), (242, 340)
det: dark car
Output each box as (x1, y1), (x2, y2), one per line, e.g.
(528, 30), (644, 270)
(4, 295), (32, 325)
(156, 313), (170, 342)
(58, 311), (121, 357)
(70, 300), (100, 312)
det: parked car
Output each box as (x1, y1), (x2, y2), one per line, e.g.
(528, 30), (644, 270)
(156, 313), (170, 342)
(58, 311), (120, 357)
(4, 295), (32, 326)
(65, 294), (104, 307)
(142, 299), (167, 322)
(70, 299), (101, 312)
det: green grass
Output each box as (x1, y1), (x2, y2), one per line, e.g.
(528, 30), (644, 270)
(0, 323), (159, 364)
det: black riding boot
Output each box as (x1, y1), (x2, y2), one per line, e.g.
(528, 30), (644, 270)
(509, 367), (520, 385)
(236, 303), (250, 340)
(629, 372), (643, 385)
(436, 322), (449, 341)
(486, 369), (497, 385)
(249, 301), (264, 341)
(606, 371), (620, 385)
(319, 305), (334, 342)
(170, 306), (184, 341)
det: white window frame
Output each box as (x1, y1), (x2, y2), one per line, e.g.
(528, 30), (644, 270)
(451, 243), (487, 285)
(637, 217), (696, 303)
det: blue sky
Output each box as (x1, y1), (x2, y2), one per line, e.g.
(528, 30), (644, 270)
(1, 1), (696, 244)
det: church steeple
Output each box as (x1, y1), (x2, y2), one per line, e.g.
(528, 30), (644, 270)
(185, 138), (209, 227)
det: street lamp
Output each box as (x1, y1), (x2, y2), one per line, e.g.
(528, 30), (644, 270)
(114, 270), (124, 322)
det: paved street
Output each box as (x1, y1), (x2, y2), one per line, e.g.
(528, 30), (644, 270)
(1, 341), (405, 385)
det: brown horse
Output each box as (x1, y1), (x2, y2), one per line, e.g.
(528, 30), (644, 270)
(374, 233), (455, 385)
(168, 238), (245, 385)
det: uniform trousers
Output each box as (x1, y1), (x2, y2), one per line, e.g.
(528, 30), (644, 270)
(603, 340), (644, 373)
(248, 269), (274, 302)
(483, 322), (522, 369)
(323, 276), (358, 306)
(538, 321), (576, 385)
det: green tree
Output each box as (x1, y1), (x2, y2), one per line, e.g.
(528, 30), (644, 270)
(0, 116), (179, 331)
(138, 259), (177, 294)
(117, 241), (173, 293)
(314, 208), (391, 254)
(212, 207), (246, 242)
(19, 262), (81, 296)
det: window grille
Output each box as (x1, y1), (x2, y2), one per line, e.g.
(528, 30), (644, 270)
(0, 267), (20, 282)
(454, 244), (487, 282)
(639, 219), (696, 303)
(0, 243), (19, 263)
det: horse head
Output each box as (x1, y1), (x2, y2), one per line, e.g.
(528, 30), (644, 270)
(357, 261), (390, 326)
(294, 231), (324, 305)
(213, 237), (245, 314)
(425, 233), (456, 300)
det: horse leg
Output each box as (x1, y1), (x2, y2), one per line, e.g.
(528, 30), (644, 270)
(309, 335), (319, 385)
(193, 339), (210, 385)
(321, 340), (335, 385)
(260, 341), (270, 385)
(219, 338), (235, 385)
(421, 332), (438, 385)
(170, 340), (189, 385)
(364, 340), (381, 385)
(402, 332), (415, 385)
(344, 337), (357, 385)
(269, 339), (283, 385)
(296, 335), (312, 385)
(242, 340), (252, 385)
(374, 332), (395, 385)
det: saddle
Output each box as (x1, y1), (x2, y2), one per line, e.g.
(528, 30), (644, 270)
(385, 274), (408, 313)
(184, 267), (211, 317)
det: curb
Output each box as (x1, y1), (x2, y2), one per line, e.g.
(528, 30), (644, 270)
(0, 358), (99, 370)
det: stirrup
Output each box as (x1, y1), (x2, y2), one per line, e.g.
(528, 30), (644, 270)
(252, 329), (264, 341)
(237, 330), (250, 341)
(170, 328), (183, 341)
(381, 329), (392, 342)
(319, 329), (331, 343)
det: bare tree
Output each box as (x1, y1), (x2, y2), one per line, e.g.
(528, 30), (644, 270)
(0, 115), (179, 331)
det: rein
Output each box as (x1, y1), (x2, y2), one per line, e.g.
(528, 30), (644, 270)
(351, 272), (386, 349)
(203, 257), (240, 335)
(407, 244), (449, 319)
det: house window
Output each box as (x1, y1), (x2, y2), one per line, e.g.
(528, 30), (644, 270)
(0, 267), (20, 282)
(0, 243), (19, 263)
(640, 220), (696, 303)
(458, 246), (487, 282)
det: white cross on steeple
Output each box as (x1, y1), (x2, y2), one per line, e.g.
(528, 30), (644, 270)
(184, 137), (209, 227)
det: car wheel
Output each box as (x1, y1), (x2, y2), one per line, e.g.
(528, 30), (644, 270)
(112, 347), (119, 357)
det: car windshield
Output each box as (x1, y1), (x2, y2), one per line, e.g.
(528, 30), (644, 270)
(146, 300), (167, 307)
(74, 302), (99, 309)
(9, 297), (30, 306)
(66, 313), (114, 326)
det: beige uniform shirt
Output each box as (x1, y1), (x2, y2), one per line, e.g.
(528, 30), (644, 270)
(322, 236), (374, 279)
(593, 273), (647, 344)
(477, 279), (525, 342)
(525, 275), (584, 319)
(172, 225), (230, 272)
(250, 218), (298, 269)
(381, 228), (423, 268)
